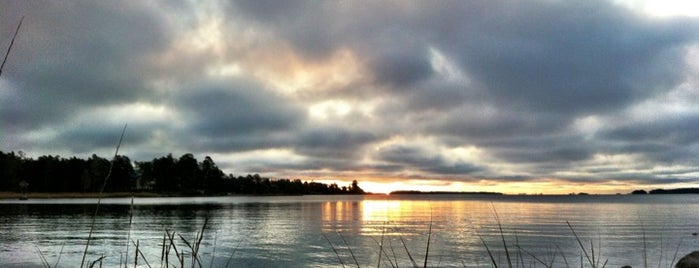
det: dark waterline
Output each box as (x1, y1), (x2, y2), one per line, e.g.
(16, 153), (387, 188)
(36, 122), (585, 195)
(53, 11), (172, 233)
(1, 194), (699, 267)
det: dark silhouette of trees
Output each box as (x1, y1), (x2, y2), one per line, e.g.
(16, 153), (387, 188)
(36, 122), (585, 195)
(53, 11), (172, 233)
(201, 156), (225, 194)
(0, 151), (367, 196)
(177, 153), (200, 194)
(150, 154), (177, 192)
(0, 151), (23, 191)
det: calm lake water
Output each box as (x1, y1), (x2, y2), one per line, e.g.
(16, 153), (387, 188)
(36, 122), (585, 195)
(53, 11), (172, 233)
(1, 194), (698, 267)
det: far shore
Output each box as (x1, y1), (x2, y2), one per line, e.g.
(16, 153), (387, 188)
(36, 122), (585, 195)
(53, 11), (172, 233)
(0, 191), (162, 199)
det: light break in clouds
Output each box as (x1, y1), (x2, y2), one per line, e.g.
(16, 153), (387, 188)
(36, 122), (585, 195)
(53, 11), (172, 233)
(2, 0), (699, 194)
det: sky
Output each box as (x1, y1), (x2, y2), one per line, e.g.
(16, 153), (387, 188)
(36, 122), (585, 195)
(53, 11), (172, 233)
(2, 0), (699, 194)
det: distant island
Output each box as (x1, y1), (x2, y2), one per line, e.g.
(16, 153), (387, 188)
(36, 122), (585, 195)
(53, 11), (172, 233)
(630, 188), (699, 194)
(389, 190), (502, 195)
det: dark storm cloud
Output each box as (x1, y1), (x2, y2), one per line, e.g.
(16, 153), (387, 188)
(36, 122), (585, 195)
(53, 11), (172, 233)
(434, 1), (696, 115)
(602, 115), (699, 144)
(294, 126), (380, 158)
(173, 79), (305, 151)
(1, 1), (171, 128)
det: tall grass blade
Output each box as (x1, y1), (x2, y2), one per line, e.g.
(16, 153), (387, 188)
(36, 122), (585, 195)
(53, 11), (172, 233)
(34, 245), (50, 268)
(88, 256), (104, 268)
(130, 239), (152, 268)
(590, 240), (595, 268)
(388, 237), (398, 267)
(516, 245), (552, 268)
(54, 242), (65, 268)
(556, 245), (570, 268)
(134, 239), (139, 267)
(224, 239), (243, 268)
(478, 234), (498, 268)
(399, 236), (418, 268)
(322, 233), (346, 268)
(337, 232), (360, 268)
(566, 221), (593, 267)
(0, 16), (24, 78)
(657, 233), (663, 268)
(161, 232), (167, 267)
(378, 223), (386, 268)
(209, 231), (218, 268)
(166, 229), (182, 265)
(670, 237), (684, 267)
(81, 124), (127, 268)
(641, 221), (647, 268)
(124, 195), (134, 267)
(178, 233), (203, 268)
(424, 213), (433, 268)
(369, 236), (397, 268)
(492, 204), (512, 268)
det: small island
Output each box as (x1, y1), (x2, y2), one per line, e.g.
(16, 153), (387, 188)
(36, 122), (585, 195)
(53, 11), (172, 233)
(389, 190), (503, 195)
(629, 188), (699, 195)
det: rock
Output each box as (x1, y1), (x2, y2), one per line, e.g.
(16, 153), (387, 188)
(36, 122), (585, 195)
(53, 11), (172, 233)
(676, 251), (699, 268)
(621, 266), (632, 268)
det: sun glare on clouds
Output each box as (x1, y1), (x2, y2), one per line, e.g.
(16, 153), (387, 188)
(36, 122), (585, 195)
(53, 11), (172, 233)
(615, 0), (699, 17)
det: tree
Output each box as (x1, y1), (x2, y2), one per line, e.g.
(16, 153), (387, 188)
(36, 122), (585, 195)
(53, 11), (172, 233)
(152, 154), (177, 192)
(349, 180), (365, 194)
(200, 156), (224, 194)
(86, 154), (110, 192)
(104, 155), (136, 192)
(0, 151), (23, 191)
(135, 161), (155, 190)
(177, 153), (200, 194)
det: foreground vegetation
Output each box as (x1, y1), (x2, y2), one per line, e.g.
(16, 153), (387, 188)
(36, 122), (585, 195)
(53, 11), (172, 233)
(30, 213), (689, 268)
(0, 151), (365, 196)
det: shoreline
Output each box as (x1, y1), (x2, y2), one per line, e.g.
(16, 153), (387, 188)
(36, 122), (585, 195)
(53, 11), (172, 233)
(0, 191), (163, 199)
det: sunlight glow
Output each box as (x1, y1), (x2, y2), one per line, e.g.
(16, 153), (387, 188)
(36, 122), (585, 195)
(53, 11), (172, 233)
(309, 100), (352, 120)
(614, 0), (699, 17)
(255, 48), (364, 95)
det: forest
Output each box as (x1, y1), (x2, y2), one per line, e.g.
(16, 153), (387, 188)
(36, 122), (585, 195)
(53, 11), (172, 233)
(0, 151), (365, 196)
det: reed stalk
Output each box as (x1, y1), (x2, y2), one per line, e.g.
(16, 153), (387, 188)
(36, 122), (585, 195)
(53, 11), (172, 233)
(209, 231), (218, 268)
(124, 195), (134, 268)
(54, 242), (65, 268)
(223, 239), (243, 268)
(399, 236), (418, 268)
(88, 256), (104, 268)
(80, 124), (127, 268)
(478, 233), (498, 268)
(337, 231), (360, 268)
(0, 16), (24, 78)
(130, 239), (152, 268)
(566, 221), (594, 267)
(424, 214), (432, 268)
(34, 245), (50, 268)
(369, 236), (396, 268)
(323, 233), (346, 268)
(377, 223), (386, 268)
(491, 204), (512, 268)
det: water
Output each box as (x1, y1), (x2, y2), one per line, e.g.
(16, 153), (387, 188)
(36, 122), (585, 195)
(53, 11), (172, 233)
(1, 194), (698, 267)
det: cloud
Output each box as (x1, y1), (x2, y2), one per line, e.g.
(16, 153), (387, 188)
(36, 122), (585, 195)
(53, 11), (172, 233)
(3, 0), (699, 193)
(376, 143), (484, 176)
(2, 0), (171, 137)
(172, 78), (305, 151)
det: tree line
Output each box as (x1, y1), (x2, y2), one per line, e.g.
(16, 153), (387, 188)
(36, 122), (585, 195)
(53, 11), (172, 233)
(0, 151), (365, 195)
